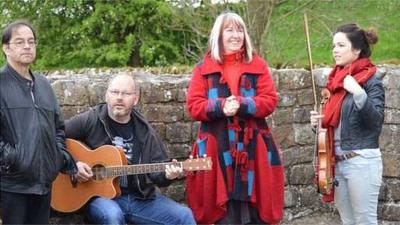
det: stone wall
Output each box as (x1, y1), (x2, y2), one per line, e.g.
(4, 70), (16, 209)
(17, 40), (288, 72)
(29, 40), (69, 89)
(47, 65), (400, 224)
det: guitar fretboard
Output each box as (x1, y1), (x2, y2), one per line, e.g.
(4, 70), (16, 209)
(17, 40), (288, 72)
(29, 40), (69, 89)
(93, 162), (181, 179)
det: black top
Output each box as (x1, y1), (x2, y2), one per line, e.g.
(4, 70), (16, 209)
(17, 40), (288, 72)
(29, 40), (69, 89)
(0, 64), (76, 194)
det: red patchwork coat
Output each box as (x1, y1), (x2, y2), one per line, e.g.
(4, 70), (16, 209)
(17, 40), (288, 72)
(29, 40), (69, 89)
(186, 53), (284, 224)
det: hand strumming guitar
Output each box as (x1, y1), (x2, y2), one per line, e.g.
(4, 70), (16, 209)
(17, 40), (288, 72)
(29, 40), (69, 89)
(75, 161), (93, 182)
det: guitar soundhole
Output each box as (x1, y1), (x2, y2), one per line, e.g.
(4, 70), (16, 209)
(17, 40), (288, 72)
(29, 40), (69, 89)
(92, 164), (107, 181)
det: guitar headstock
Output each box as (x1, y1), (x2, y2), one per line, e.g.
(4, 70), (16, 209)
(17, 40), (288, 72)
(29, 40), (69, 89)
(181, 157), (212, 171)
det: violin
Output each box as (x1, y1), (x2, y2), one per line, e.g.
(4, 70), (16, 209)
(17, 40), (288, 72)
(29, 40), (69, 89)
(315, 90), (333, 195)
(303, 13), (334, 196)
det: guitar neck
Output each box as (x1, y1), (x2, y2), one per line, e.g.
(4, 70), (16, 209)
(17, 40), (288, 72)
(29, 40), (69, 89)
(98, 162), (180, 178)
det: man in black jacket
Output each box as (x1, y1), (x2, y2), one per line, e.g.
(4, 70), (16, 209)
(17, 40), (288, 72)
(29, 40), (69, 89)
(0, 21), (77, 224)
(65, 74), (195, 225)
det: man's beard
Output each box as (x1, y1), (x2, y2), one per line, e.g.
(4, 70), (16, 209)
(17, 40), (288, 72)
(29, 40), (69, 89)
(111, 107), (131, 118)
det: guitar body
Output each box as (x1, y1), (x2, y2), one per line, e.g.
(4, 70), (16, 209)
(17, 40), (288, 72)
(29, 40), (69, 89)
(51, 139), (126, 213)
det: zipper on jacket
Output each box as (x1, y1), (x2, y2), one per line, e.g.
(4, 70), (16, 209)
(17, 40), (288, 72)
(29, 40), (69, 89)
(29, 82), (38, 108)
(135, 151), (145, 194)
(340, 94), (351, 148)
(99, 116), (114, 142)
(30, 80), (46, 185)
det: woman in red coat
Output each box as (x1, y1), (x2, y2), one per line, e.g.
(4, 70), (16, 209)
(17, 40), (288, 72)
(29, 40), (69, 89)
(186, 11), (284, 225)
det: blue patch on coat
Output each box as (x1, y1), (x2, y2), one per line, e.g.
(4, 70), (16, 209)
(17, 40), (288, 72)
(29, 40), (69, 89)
(237, 142), (244, 151)
(196, 138), (207, 157)
(223, 151), (233, 166)
(240, 87), (255, 97)
(208, 88), (218, 99)
(248, 170), (254, 196)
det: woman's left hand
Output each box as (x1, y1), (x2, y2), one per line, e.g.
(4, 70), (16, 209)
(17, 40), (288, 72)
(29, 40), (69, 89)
(344, 75), (364, 95)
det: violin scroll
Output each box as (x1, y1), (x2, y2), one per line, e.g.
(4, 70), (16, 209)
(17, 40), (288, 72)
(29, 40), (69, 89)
(320, 88), (331, 104)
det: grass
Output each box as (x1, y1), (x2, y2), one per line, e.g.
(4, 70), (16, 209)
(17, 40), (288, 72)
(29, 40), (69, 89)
(264, 0), (400, 68)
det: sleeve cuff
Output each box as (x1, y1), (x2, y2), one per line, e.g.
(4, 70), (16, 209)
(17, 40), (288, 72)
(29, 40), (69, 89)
(353, 89), (367, 110)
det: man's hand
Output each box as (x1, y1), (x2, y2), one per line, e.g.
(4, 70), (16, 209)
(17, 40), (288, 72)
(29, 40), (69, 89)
(344, 75), (364, 95)
(223, 95), (239, 116)
(165, 159), (184, 180)
(75, 161), (93, 182)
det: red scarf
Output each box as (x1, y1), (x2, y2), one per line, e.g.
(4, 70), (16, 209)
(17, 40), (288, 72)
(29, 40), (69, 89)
(322, 58), (376, 128)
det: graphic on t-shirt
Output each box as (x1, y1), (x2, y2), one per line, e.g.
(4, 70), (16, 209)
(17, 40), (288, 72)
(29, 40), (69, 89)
(112, 135), (134, 161)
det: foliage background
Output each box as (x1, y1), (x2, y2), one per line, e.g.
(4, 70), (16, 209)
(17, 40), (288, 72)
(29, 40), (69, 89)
(0, 0), (399, 70)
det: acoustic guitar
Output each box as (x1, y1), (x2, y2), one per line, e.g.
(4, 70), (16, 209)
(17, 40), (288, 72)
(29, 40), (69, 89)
(51, 139), (212, 213)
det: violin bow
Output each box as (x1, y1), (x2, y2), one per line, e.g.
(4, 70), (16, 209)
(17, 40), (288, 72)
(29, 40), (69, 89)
(303, 12), (318, 111)
(303, 12), (319, 172)
(304, 13), (335, 196)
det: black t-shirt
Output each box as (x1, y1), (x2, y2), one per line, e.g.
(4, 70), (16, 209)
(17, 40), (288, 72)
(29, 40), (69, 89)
(106, 115), (140, 189)
(107, 115), (139, 164)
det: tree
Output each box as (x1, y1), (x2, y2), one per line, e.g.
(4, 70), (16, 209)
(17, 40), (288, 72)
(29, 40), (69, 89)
(0, 0), (96, 69)
(246, 0), (276, 55)
(75, 0), (182, 67)
(1, 0), (185, 68)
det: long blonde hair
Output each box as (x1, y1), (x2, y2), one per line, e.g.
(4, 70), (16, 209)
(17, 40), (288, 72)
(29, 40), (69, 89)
(209, 12), (253, 64)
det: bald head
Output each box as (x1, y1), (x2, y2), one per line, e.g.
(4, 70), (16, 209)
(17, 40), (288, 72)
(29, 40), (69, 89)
(107, 74), (136, 93)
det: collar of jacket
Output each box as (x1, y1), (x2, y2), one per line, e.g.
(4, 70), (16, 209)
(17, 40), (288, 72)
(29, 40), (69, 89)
(198, 53), (267, 76)
(6, 63), (36, 84)
(94, 103), (153, 146)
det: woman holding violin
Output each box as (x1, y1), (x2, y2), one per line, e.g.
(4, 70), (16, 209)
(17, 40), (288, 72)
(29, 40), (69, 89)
(310, 23), (384, 225)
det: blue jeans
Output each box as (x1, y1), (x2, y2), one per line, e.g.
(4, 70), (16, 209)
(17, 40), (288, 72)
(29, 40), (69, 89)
(334, 156), (382, 225)
(85, 193), (195, 225)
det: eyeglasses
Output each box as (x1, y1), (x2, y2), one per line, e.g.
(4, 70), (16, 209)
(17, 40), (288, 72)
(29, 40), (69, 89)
(108, 90), (135, 97)
(8, 39), (38, 48)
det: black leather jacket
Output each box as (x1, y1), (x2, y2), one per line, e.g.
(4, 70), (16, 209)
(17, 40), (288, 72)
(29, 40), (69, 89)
(340, 75), (385, 150)
(65, 103), (172, 200)
(0, 64), (77, 194)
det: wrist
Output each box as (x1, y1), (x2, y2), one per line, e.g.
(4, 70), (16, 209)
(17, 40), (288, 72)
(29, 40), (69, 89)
(353, 86), (365, 95)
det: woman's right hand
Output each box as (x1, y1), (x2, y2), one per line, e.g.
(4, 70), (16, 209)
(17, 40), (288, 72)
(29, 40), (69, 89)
(310, 110), (324, 127)
(223, 95), (239, 116)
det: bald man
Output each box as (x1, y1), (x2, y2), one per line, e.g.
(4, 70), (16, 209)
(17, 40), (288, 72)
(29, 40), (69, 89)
(65, 74), (195, 225)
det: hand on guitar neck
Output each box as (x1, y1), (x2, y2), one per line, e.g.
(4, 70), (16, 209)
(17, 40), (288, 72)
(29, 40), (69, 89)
(165, 159), (185, 180)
